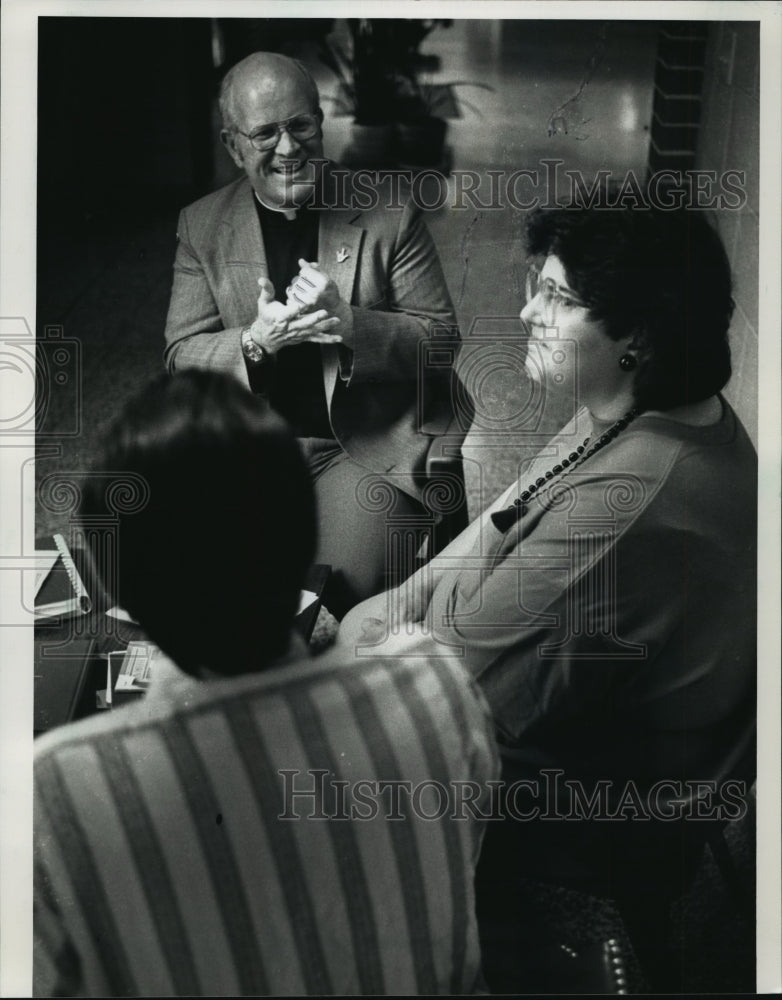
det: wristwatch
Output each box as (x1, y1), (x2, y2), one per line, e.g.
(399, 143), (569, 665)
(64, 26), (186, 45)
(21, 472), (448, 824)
(241, 326), (266, 364)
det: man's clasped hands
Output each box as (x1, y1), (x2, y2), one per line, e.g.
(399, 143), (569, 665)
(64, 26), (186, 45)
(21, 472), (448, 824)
(247, 258), (353, 356)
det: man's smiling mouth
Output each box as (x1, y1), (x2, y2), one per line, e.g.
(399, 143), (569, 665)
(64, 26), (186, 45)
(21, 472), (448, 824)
(272, 160), (307, 176)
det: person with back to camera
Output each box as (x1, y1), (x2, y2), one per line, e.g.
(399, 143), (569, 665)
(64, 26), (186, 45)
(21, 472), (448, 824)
(33, 369), (498, 997)
(337, 204), (757, 991)
(164, 51), (462, 618)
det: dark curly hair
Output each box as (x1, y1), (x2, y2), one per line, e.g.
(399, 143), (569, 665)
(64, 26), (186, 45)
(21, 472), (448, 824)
(524, 206), (734, 411)
(80, 370), (316, 677)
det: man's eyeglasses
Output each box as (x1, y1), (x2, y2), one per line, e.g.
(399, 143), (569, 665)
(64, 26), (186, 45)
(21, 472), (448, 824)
(235, 112), (321, 152)
(525, 262), (588, 325)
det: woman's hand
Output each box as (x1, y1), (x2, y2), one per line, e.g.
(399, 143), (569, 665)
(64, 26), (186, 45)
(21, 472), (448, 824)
(338, 589), (397, 650)
(337, 573), (435, 651)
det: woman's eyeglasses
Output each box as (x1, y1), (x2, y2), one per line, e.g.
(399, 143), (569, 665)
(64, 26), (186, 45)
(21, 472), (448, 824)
(525, 262), (587, 325)
(235, 112), (321, 152)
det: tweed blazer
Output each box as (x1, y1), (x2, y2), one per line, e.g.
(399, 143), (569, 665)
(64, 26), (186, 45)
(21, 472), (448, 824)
(164, 166), (461, 499)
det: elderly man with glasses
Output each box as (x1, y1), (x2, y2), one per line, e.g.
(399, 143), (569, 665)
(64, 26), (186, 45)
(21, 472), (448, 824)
(164, 51), (460, 617)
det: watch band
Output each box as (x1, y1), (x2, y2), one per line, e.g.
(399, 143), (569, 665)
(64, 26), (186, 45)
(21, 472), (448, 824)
(241, 326), (266, 365)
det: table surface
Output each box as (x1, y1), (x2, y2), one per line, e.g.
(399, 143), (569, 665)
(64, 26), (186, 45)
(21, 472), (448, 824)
(34, 540), (330, 734)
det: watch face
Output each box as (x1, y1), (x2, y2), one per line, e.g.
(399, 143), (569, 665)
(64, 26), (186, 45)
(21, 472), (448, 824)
(242, 329), (264, 363)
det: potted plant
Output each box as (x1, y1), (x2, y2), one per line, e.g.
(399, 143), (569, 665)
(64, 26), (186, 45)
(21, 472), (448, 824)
(391, 20), (494, 170)
(317, 20), (400, 168)
(318, 19), (494, 171)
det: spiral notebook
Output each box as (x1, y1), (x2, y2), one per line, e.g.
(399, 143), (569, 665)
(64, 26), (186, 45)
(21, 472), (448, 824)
(34, 533), (92, 619)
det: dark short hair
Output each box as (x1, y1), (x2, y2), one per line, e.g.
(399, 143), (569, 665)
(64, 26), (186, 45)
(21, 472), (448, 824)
(80, 370), (316, 677)
(524, 206), (734, 410)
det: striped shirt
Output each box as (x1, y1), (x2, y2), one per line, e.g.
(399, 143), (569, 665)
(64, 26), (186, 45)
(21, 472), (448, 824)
(34, 639), (499, 996)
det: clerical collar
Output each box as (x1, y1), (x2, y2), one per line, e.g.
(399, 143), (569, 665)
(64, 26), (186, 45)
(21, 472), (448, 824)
(254, 191), (314, 222)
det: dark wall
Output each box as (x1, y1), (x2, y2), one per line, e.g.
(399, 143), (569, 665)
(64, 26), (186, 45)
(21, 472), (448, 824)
(38, 17), (215, 217)
(695, 22), (759, 447)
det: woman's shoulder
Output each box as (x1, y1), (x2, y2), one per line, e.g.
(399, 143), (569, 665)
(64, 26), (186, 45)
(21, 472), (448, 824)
(628, 396), (756, 477)
(590, 398), (757, 532)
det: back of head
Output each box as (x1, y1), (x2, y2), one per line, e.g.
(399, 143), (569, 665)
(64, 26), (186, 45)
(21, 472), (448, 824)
(525, 205), (734, 411)
(80, 370), (316, 677)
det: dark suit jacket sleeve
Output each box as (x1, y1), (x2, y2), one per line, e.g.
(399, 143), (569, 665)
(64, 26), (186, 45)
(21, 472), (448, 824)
(340, 197), (458, 386)
(163, 209), (250, 387)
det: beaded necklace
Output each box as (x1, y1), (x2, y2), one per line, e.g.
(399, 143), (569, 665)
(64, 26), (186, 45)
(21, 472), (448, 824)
(490, 408), (641, 532)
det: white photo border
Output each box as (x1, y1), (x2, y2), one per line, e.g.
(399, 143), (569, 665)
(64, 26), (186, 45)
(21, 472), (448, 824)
(1, 1), (779, 995)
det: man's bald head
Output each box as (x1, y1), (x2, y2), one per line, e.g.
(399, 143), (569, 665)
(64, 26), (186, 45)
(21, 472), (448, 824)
(219, 52), (320, 132)
(218, 51), (325, 209)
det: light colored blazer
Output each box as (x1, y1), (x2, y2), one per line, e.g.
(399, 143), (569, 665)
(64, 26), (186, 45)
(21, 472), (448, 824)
(164, 166), (462, 499)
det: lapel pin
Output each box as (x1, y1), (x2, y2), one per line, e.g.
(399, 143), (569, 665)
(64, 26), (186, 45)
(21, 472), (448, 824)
(336, 246), (349, 263)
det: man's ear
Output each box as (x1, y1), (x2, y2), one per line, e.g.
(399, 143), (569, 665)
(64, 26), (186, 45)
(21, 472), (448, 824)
(220, 129), (244, 169)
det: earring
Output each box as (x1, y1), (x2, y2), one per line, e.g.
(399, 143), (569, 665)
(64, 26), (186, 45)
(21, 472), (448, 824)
(619, 354), (637, 372)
